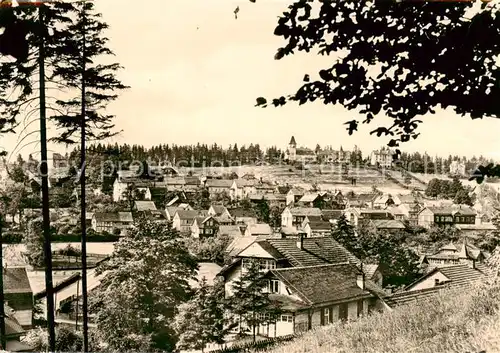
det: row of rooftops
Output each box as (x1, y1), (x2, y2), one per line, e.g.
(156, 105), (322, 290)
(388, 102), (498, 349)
(221, 233), (493, 309)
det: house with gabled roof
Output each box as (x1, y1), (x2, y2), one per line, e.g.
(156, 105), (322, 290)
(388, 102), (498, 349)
(208, 205), (231, 219)
(345, 193), (378, 209)
(206, 179), (233, 199)
(3, 267), (34, 329)
(286, 188), (305, 206)
(418, 205), (477, 228)
(219, 225), (249, 239)
(421, 239), (488, 269)
(191, 215), (219, 238)
(112, 178), (152, 202)
(172, 209), (208, 233)
(184, 176), (202, 192)
(165, 204), (193, 221)
(301, 215), (332, 237)
(343, 208), (393, 227)
(164, 177), (186, 192)
(281, 207), (323, 229)
(133, 200), (157, 212)
(232, 179), (258, 199)
(373, 194), (400, 209)
(247, 223), (273, 237)
(370, 219), (406, 232)
(404, 263), (486, 292)
(257, 263), (386, 336)
(228, 208), (258, 225)
(218, 236), (368, 298)
(3, 305), (34, 352)
(91, 212), (134, 234)
(297, 193), (325, 208)
(384, 263), (487, 310)
(320, 209), (343, 223)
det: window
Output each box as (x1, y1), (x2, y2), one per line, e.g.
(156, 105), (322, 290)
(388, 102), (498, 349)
(259, 259), (276, 271)
(323, 308), (331, 325)
(206, 229), (213, 234)
(242, 258), (253, 269)
(339, 303), (348, 321)
(268, 280), (280, 293)
(461, 216), (465, 222)
(357, 300), (364, 317)
(280, 314), (293, 322)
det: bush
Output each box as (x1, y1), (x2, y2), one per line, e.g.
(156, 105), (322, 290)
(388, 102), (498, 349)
(57, 224), (72, 235)
(1, 232), (23, 243)
(112, 227), (121, 236)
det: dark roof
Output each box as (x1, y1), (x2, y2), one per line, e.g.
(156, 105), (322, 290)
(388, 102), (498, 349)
(289, 207), (323, 217)
(289, 136), (297, 145)
(255, 240), (286, 259)
(5, 310), (25, 336)
(321, 209), (343, 221)
(269, 263), (376, 305)
(94, 212), (133, 223)
(357, 193), (378, 202)
(307, 221), (332, 231)
(229, 208), (258, 218)
(371, 219), (406, 229)
(405, 264), (485, 291)
(149, 187), (168, 197)
(266, 237), (359, 267)
(210, 205), (228, 216)
(176, 210), (208, 220)
(184, 176), (201, 185)
(3, 267), (32, 294)
(134, 201), (157, 212)
(427, 206), (476, 216)
(277, 186), (292, 194)
(35, 273), (81, 299)
(206, 179), (233, 188)
(384, 272), (482, 308)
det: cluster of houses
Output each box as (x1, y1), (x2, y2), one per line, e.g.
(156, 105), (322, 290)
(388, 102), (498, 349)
(87, 171), (497, 238)
(3, 151), (498, 347)
(216, 232), (491, 337)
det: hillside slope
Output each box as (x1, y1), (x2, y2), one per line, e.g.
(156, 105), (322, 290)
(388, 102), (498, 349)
(267, 268), (500, 353)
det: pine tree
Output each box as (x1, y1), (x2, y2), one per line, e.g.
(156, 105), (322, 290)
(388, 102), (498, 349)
(174, 279), (229, 353)
(229, 260), (281, 343)
(331, 214), (360, 257)
(49, 1), (127, 144)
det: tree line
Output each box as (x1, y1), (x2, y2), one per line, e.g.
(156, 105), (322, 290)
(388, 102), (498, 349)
(65, 143), (285, 168)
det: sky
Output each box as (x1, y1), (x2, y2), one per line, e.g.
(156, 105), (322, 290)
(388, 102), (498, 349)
(1, 0), (500, 160)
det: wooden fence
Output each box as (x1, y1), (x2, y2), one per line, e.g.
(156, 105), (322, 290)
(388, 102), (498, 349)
(209, 335), (296, 353)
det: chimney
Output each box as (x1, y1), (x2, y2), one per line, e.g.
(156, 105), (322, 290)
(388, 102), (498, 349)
(296, 232), (305, 249)
(356, 273), (365, 290)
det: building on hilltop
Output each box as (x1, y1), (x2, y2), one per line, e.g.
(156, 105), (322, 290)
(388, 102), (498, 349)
(285, 136), (356, 165)
(370, 147), (393, 169)
(449, 160), (466, 177)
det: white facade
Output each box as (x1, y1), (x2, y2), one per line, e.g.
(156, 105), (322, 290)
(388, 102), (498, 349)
(370, 148), (393, 168)
(449, 160), (466, 176)
(281, 207), (294, 228)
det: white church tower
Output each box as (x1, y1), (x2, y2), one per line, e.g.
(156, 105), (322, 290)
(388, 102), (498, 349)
(287, 136), (297, 162)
